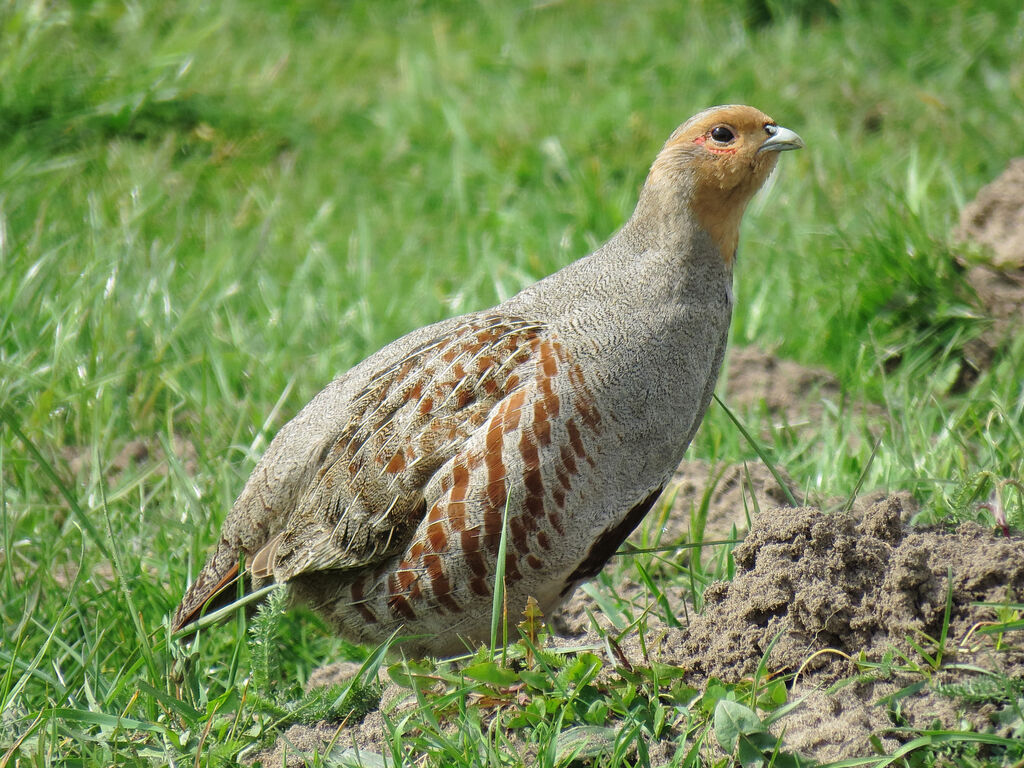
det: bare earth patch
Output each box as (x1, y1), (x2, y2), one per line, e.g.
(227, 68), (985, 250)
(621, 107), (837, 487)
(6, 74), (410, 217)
(724, 345), (841, 429)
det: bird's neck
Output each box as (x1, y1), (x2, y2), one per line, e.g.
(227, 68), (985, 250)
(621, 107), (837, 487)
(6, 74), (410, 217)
(627, 173), (748, 267)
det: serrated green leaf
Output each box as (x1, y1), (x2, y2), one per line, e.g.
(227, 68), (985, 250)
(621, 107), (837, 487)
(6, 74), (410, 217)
(616, 667), (646, 686)
(649, 661), (688, 681)
(561, 652), (602, 685)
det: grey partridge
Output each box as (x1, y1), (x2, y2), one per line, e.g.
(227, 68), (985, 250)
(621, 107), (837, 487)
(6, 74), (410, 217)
(172, 105), (803, 656)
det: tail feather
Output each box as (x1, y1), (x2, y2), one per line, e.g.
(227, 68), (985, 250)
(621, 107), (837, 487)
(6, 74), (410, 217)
(250, 532), (284, 579)
(172, 559), (243, 634)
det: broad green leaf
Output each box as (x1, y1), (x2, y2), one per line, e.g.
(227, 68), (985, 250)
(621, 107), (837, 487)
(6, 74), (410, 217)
(714, 699), (763, 753)
(462, 660), (519, 687)
(518, 669), (553, 691)
(386, 660), (436, 689)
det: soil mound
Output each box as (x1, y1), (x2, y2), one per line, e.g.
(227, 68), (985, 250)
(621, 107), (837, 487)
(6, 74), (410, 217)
(953, 158), (1024, 381)
(955, 157), (1024, 270)
(678, 496), (1023, 684)
(553, 496), (1022, 762)
(645, 496), (1024, 761)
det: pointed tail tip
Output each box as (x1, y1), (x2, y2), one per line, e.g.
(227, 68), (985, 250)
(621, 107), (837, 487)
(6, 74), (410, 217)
(170, 561), (242, 638)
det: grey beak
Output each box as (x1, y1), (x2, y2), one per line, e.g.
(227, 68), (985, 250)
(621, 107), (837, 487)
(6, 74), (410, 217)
(759, 124), (804, 153)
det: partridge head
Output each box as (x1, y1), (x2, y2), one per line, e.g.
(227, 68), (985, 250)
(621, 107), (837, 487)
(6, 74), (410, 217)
(637, 104), (804, 263)
(172, 105), (802, 657)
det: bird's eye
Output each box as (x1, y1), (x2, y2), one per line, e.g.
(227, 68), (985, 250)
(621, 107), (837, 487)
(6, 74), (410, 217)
(710, 125), (735, 143)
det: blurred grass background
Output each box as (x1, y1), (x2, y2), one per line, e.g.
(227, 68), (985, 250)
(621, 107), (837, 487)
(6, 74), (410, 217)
(1, 0), (1022, 763)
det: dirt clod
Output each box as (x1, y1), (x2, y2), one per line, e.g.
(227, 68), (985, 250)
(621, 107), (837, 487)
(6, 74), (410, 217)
(539, 495), (1023, 763)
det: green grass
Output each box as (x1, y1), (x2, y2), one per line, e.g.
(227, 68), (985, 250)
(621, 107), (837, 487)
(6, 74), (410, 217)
(2, 0), (1023, 764)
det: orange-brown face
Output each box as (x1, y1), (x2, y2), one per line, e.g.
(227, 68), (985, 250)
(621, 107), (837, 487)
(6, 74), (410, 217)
(647, 105), (803, 263)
